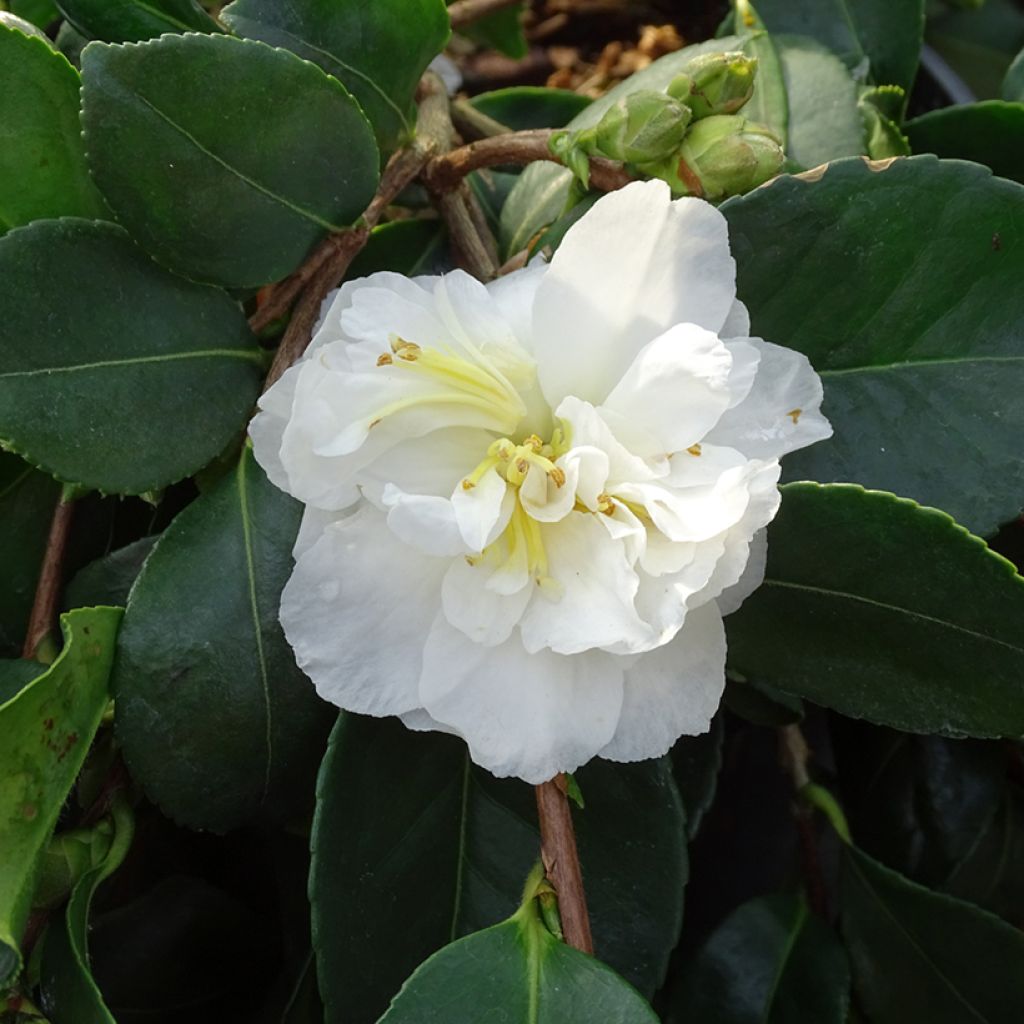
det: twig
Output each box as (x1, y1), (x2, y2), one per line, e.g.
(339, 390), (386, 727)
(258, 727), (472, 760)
(436, 184), (500, 280)
(22, 494), (75, 660)
(450, 98), (512, 141)
(778, 724), (828, 916)
(448, 0), (523, 30)
(423, 129), (633, 194)
(535, 775), (593, 954)
(260, 73), (453, 392)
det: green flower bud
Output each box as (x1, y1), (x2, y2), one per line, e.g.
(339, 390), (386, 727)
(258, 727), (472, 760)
(32, 822), (114, 910)
(675, 115), (784, 200)
(591, 90), (693, 165)
(678, 51), (758, 120)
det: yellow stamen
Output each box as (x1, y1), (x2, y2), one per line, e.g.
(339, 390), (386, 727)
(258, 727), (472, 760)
(687, 443), (702, 456)
(377, 353), (393, 367)
(786, 408), (802, 424)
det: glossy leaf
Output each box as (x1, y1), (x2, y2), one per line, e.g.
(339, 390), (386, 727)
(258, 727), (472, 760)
(840, 844), (1024, 1022)
(310, 714), (686, 1023)
(724, 677), (804, 727)
(0, 218), (262, 494)
(0, 607), (122, 986)
(669, 893), (850, 1023)
(0, 453), (60, 654)
(81, 34), (379, 287)
(727, 484), (1024, 737)
(500, 32), (861, 255)
(670, 713), (724, 839)
(0, 24), (106, 232)
(221, 0), (450, 152)
(0, 659), (45, 705)
(470, 86), (592, 131)
(378, 897), (658, 1024)
(55, 0), (218, 42)
(346, 218), (448, 279)
(9, 0), (59, 28)
(749, 0), (925, 92)
(39, 800), (133, 1024)
(723, 155), (1024, 534)
(63, 537), (157, 612)
(460, 2), (526, 59)
(906, 101), (1024, 185)
(1004, 46), (1024, 101)
(112, 447), (332, 833)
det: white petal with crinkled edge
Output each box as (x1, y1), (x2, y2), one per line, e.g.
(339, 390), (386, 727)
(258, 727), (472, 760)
(532, 180), (736, 408)
(451, 468), (512, 552)
(705, 339), (832, 459)
(716, 528), (768, 616)
(599, 602), (726, 762)
(293, 504), (352, 560)
(442, 556), (532, 646)
(281, 506), (446, 716)
(419, 617), (625, 783)
(485, 258), (548, 353)
(720, 298), (751, 340)
(382, 486), (467, 556)
(519, 512), (653, 655)
(601, 323), (733, 454)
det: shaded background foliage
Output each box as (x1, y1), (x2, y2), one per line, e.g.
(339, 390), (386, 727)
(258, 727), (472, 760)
(2, 0), (1024, 1021)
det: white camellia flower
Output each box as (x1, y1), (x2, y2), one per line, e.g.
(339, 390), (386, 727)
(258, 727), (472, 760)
(251, 179), (831, 784)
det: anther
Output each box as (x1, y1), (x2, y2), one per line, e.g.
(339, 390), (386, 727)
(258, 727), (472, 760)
(376, 353), (393, 367)
(687, 443), (702, 456)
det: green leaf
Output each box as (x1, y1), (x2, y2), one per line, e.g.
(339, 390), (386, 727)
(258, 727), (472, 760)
(747, 0), (925, 92)
(39, 799), (134, 1024)
(55, 0), (219, 42)
(378, 895), (658, 1024)
(726, 483), (1024, 738)
(63, 537), (157, 612)
(310, 714), (686, 1023)
(0, 218), (262, 495)
(0, 607), (122, 986)
(1004, 46), (1024, 101)
(470, 87), (592, 131)
(81, 33), (380, 287)
(906, 101), (1024, 185)
(9, 0), (59, 29)
(840, 844), (1024, 1023)
(0, 660), (46, 705)
(670, 713), (724, 839)
(669, 893), (850, 1023)
(346, 218), (448, 279)
(724, 677), (804, 727)
(460, 2), (526, 59)
(499, 32), (862, 256)
(722, 155), (1024, 534)
(221, 0), (450, 152)
(112, 447), (333, 833)
(0, 453), (60, 654)
(0, 25), (107, 232)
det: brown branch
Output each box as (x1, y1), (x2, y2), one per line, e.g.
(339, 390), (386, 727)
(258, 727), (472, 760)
(259, 73), (454, 392)
(22, 494), (75, 660)
(423, 130), (633, 195)
(778, 724), (828, 917)
(535, 775), (593, 954)
(448, 0), (523, 30)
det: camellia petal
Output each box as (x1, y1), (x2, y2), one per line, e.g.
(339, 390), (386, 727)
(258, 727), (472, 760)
(532, 179), (736, 408)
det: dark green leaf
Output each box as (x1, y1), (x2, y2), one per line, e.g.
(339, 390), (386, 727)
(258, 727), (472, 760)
(346, 219), (448, 279)
(831, 720), (1004, 888)
(1004, 46), (1024, 101)
(0, 25), (107, 232)
(39, 801), (133, 1024)
(0, 453), (60, 654)
(55, 0), (218, 42)
(906, 101), (1024, 184)
(221, 0), (450, 152)
(748, 0), (925, 92)
(669, 893), (850, 1023)
(378, 898), (658, 1024)
(0, 607), (122, 985)
(0, 659), (46, 705)
(470, 87), (592, 131)
(727, 484), (1024, 738)
(0, 218), (262, 494)
(63, 537), (157, 612)
(840, 844), (1024, 1023)
(723, 155), (1024, 534)
(670, 713), (724, 839)
(81, 33), (379, 287)
(310, 714), (686, 1023)
(113, 447), (332, 833)
(459, 3), (526, 59)
(9, 0), (59, 28)
(724, 677), (804, 727)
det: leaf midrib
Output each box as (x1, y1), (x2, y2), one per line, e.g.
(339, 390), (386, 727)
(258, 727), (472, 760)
(819, 354), (1024, 378)
(761, 578), (1023, 656)
(0, 348), (263, 379)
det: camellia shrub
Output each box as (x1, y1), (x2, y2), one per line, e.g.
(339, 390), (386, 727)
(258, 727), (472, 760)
(2, 0), (1024, 1020)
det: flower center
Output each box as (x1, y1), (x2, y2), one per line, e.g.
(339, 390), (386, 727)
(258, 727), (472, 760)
(460, 432), (568, 491)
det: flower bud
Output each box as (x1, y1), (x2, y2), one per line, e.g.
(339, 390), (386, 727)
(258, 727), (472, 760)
(676, 52), (758, 120)
(675, 115), (784, 200)
(589, 90), (693, 165)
